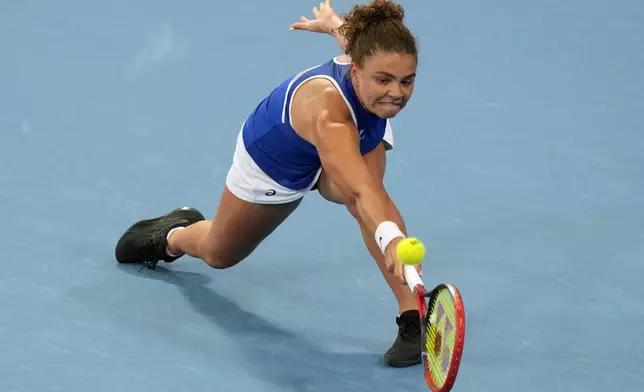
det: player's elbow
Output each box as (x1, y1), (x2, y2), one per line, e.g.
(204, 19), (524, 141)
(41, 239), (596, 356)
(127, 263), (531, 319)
(323, 179), (365, 209)
(344, 182), (384, 207)
(342, 183), (388, 221)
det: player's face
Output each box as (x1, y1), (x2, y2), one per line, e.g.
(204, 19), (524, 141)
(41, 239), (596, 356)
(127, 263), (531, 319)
(351, 51), (417, 119)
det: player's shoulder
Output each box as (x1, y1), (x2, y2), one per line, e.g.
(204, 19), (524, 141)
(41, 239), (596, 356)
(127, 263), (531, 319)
(302, 77), (343, 99)
(293, 77), (351, 119)
(335, 54), (351, 64)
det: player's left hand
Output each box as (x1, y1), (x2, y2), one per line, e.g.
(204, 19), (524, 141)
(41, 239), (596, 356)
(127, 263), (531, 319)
(289, 0), (344, 35)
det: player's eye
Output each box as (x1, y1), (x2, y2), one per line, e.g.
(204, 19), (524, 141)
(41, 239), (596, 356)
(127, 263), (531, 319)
(401, 78), (414, 87)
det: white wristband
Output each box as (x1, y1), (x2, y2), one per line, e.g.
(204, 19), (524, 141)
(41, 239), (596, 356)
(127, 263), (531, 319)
(375, 221), (405, 254)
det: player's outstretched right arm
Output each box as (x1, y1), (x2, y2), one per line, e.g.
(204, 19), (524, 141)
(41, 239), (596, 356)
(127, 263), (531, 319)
(291, 78), (410, 283)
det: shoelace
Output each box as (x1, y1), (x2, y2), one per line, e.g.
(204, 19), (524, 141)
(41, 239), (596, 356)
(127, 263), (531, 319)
(137, 232), (165, 271)
(134, 212), (193, 272)
(138, 250), (159, 271)
(138, 258), (159, 271)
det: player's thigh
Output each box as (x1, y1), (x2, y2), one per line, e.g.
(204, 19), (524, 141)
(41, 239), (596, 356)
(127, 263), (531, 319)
(204, 185), (302, 266)
(204, 127), (318, 266)
(317, 141), (388, 204)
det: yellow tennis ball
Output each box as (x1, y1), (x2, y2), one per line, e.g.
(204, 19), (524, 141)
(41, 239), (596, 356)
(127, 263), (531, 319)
(396, 237), (426, 265)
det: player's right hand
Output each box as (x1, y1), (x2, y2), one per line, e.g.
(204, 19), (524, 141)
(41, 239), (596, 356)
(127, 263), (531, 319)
(385, 237), (422, 285)
(385, 237), (406, 285)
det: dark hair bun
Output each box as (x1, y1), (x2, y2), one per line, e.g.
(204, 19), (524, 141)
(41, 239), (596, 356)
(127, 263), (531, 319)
(339, 0), (416, 66)
(343, 0), (405, 29)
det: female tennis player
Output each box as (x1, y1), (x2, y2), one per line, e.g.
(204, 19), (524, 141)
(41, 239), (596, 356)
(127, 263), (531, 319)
(115, 0), (423, 367)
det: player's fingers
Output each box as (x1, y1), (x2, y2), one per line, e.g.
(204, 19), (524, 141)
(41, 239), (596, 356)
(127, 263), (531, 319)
(312, 6), (319, 18)
(395, 264), (406, 285)
(386, 257), (395, 274)
(394, 264), (402, 282)
(289, 20), (310, 30)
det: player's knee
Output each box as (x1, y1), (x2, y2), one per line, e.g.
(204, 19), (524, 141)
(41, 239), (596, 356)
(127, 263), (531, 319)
(316, 171), (348, 205)
(317, 182), (343, 205)
(202, 252), (238, 269)
(317, 180), (359, 216)
(200, 243), (242, 270)
(319, 190), (343, 205)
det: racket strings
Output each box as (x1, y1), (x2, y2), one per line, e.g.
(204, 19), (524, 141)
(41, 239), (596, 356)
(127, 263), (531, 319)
(425, 291), (458, 387)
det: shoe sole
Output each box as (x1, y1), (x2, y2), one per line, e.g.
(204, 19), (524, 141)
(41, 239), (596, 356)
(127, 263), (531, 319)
(386, 357), (422, 368)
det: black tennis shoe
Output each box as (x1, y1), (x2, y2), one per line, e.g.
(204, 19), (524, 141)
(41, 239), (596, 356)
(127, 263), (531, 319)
(384, 309), (422, 367)
(115, 207), (205, 270)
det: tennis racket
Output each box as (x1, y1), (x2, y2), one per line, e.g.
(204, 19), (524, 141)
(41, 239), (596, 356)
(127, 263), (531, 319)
(404, 265), (466, 392)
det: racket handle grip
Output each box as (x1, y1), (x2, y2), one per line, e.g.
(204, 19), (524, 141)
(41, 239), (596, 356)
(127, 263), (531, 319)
(403, 265), (424, 293)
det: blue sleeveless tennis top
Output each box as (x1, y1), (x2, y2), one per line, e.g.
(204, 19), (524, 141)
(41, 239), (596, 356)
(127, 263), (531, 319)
(241, 57), (388, 191)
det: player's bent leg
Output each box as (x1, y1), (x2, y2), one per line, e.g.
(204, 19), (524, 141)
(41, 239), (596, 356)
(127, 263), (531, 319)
(168, 185), (301, 269)
(115, 188), (302, 272)
(115, 125), (309, 270)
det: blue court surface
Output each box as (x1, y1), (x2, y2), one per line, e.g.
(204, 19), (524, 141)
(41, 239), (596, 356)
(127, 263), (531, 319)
(2, 1), (643, 391)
